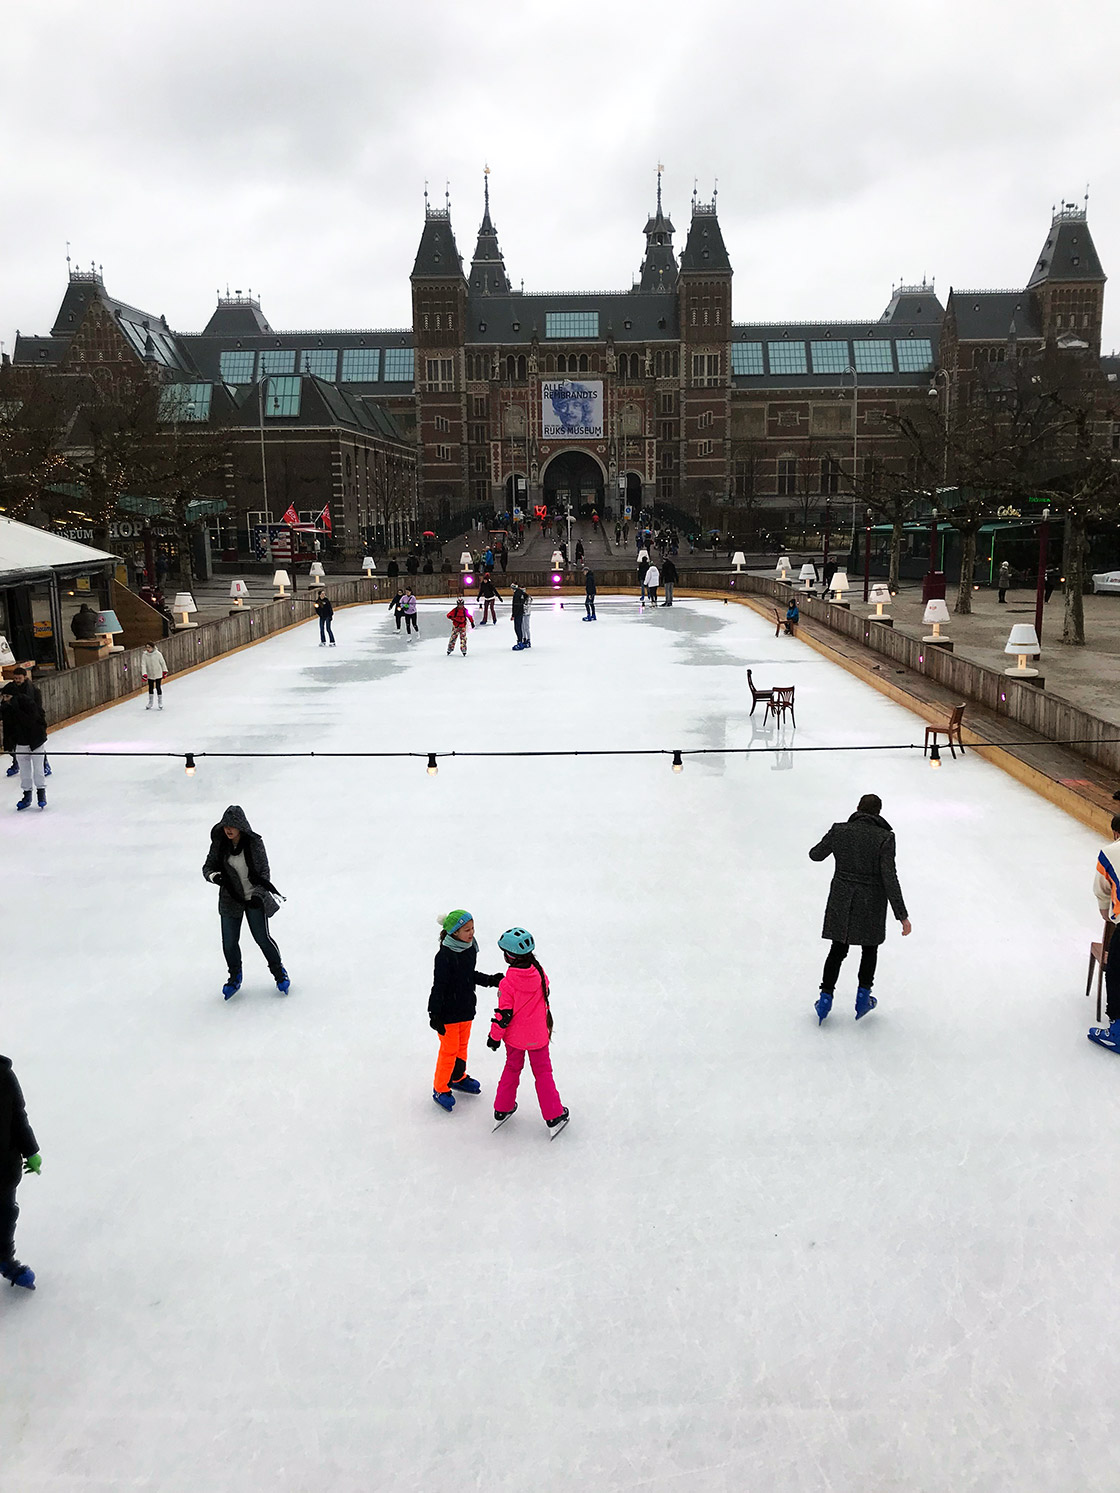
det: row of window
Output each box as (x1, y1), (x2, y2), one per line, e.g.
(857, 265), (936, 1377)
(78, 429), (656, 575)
(545, 312), (599, 339)
(217, 348), (415, 384)
(730, 339), (934, 378)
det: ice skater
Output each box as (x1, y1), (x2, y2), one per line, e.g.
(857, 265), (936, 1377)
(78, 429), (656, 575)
(644, 560), (660, 607)
(660, 556), (678, 606)
(583, 569), (597, 620)
(401, 587), (419, 637)
(388, 587), (405, 632)
(1, 1052), (41, 1289)
(478, 575), (502, 625)
(203, 805), (290, 999)
(487, 927), (568, 1132)
(315, 591), (335, 645)
(1, 682), (48, 811)
(808, 793), (910, 1023)
(446, 596), (474, 655)
(3, 666), (51, 780)
(429, 911), (502, 1111)
(1088, 814), (1120, 1051)
(142, 642), (170, 708)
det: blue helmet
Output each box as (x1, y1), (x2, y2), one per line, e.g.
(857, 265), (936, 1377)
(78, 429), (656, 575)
(498, 927), (535, 956)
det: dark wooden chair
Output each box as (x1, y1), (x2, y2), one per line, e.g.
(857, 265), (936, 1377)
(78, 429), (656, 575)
(747, 669), (773, 717)
(1087, 922), (1114, 1023)
(764, 686), (796, 728)
(924, 704), (966, 759)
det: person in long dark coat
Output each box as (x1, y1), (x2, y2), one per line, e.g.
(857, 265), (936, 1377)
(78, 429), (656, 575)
(1, 1054), (41, 1288)
(808, 793), (911, 1023)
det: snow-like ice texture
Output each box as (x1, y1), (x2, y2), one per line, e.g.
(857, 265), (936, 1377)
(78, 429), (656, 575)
(4, 595), (1120, 1493)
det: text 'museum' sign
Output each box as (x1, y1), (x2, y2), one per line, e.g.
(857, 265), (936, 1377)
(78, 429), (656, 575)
(541, 379), (603, 440)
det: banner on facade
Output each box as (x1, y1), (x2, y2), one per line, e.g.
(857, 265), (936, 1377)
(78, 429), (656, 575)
(541, 379), (603, 440)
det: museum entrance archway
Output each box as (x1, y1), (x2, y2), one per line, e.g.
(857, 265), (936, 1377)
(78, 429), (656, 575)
(542, 450), (604, 516)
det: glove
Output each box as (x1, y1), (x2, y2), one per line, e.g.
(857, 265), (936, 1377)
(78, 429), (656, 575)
(23, 1153), (41, 1175)
(430, 1017), (445, 1035)
(142, 674), (148, 681)
(492, 1007), (513, 1030)
(486, 1037), (501, 1051)
(209, 872), (222, 883)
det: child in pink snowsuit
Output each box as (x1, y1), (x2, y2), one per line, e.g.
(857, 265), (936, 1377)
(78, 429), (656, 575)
(487, 927), (568, 1129)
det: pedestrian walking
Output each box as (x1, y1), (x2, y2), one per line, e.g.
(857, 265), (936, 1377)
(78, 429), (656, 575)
(583, 569), (597, 620)
(3, 666), (51, 780)
(487, 927), (568, 1132)
(315, 591), (335, 646)
(575, 539), (585, 565)
(997, 561), (1012, 603)
(1088, 814), (1120, 1051)
(808, 793), (910, 1023)
(401, 587), (419, 637)
(644, 561), (660, 607)
(623, 522), (630, 542)
(499, 544), (509, 574)
(615, 521), (622, 546)
(386, 557), (400, 579)
(202, 805), (290, 999)
(0, 1054), (41, 1290)
(429, 911), (501, 1111)
(141, 642), (169, 709)
(446, 596), (474, 655)
(479, 575), (502, 625)
(1, 683), (48, 811)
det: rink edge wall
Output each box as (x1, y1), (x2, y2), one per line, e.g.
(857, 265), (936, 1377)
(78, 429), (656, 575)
(33, 571), (1120, 783)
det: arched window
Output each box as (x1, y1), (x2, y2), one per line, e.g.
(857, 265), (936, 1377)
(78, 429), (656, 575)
(517, 355), (527, 381)
(579, 353), (589, 373)
(556, 354), (566, 374)
(506, 355), (516, 381)
(632, 353), (642, 378)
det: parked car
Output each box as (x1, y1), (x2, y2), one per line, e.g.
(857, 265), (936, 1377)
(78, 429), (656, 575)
(1092, 571), (1120, 594)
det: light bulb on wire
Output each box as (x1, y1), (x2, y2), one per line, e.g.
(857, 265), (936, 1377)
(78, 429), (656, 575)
(930, 743), (941, 770)
(672, 750), (684, 773)
(184, 753), (196, 776)
(426, 753), (439, 776)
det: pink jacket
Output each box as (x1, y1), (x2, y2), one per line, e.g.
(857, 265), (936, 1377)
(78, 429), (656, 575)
(489, 962), (551, 1050)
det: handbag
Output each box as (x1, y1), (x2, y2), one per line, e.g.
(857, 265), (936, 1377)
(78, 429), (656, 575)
(252, 886), (286, 918)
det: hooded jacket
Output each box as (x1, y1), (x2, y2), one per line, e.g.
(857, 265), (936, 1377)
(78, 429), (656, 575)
(489, 961), (552, 1050)
(809, 811), (908, 946)
(661, 559), (679, 584)
(0, 1056), (38, 1187)
(202, 806), (279, 917)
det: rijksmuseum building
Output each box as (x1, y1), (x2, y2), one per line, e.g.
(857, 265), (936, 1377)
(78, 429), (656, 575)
(11, 176), (1112, 552)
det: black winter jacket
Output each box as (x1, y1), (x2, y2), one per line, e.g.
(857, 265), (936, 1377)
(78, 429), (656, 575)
(315, 597), (334, 620)
(661, 559), (679, 584)
(428, 942), (500, 1029)
(202, 805), (280, 917)
(810, 812), (908, 946)
(0, 1056), (38, 1187)
(0, 691), (47, 753)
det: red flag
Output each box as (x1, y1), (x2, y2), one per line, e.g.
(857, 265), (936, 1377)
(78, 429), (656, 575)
(317, 504), (332, 534)
(280, 504), (299, 527)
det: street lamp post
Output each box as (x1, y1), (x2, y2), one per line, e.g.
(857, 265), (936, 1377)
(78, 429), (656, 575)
(1035, 506), (1051, 645)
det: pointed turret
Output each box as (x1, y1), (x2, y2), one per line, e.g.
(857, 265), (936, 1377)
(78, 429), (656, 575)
(1026, 200), (1106, 353)
(469, 170), (510, 295)
(638, 168), (678, 292)
(679, 190), (731, 273)
(411, 191), (465, 280)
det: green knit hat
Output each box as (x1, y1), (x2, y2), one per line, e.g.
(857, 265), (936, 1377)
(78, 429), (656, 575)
(440, 909), (473, 936)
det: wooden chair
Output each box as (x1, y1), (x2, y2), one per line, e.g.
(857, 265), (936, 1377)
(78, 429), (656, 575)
(924, 704), (966, 759)
(1087, 922), (1114, 1023)
(764, 686), (796, 728)
(746, 669), (773, 717)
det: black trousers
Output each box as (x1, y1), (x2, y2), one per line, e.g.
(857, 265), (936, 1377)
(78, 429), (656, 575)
(319, 616), (335, 642)
(221, 906), (284, 980)
(405, 613), (418, 634)
(0, 1180), (19, 1262)
(998, 588), (1007, 603)
(147, 679), (163, 697)
(820, 942), (878, 994)
(513, 615), (524, 643)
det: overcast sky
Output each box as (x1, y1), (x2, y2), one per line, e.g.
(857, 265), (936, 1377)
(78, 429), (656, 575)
(5, 0), (1120, 354)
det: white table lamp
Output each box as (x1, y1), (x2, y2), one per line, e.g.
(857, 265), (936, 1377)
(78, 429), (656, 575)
(273, 569), (291, 597)
(95, 609), (125, 652)
(362, 556), (376, 578)
(732, 551), (747, 573)
(922, 598), (951, 641)
(776, 555), (792, 580)
(229, 579), (250, 607)
(830, 569), (849, 598)
(173, 592), (198, 629)
(1004, 623), (1041, 677)
(868, 583), (892, 617)
(309, 562), (325, 583)
(0, 635), (15, 667)
(459, 551), (473, 571)
(799, 563), (816, 590)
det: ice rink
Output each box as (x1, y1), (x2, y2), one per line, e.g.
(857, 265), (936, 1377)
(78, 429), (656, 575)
(4, 594), (1120, 1492)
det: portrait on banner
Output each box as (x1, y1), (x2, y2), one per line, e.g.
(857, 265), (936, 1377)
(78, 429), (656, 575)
(541, 379), (603, 440)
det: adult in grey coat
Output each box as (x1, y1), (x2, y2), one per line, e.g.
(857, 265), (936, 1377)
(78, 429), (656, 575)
(808, 793), (911, 1022)
(202, 805), (289, 999)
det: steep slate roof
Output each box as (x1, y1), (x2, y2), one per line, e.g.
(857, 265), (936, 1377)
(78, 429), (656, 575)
(679, 207), (731, 273)
(12, 336), (65, 367)
(1027, 210), (1106, 288)
(879, 287), (943, 323)
(469, 177), (510, 295)
(411, 210), (464, 279)
(465, 291), (679, 344)
(219, 376), (409, 443)
(947, 290), (1043, 340)
(201, 298), (274, 336)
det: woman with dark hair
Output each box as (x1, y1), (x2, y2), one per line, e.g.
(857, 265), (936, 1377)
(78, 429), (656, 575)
(202, 806), (289, 999)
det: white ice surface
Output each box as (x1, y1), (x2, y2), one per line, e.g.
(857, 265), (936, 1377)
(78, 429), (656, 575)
(3, 596), (1120, 1493)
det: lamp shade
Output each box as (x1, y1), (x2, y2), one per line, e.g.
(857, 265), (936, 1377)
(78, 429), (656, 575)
(95, 609), (123, 634)
(361, 556), (375, 572)
(0, 635), (16, 666)
(731, 551), (747, 570)
(923, 599), (951, 626)
(308, 562), (325, 579)
(272, 570), (291, 589)
(869, 584), (892, 607)
(830, 569), (849, 594)
(459, 551), (473, 568)
(799, 563), (817, 582)
(172, 592), (197, 615)
(776, 555), (792, 575)
(1005, 623), (1041, 656)
(229, 579), (250, 599)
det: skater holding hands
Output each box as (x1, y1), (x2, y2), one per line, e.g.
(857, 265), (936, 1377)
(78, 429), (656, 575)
(1, 1053), (41, 1289)
(429, 911), (501, 1110)
(487, 928), (568, 1133)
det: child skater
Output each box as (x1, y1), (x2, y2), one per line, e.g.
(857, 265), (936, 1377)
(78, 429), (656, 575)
(446, 596), (474, 656)
(141, 641), (170, 708)
(429, 910), (501, 1111)
(487, 927), (569, 1131)
(1, 1052), (41, 1289)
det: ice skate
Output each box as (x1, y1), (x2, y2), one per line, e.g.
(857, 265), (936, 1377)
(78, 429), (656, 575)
(0, 1260), (35, 1290)
(222, 975), (242, 1000)
(1087, 1017), (1120, 1052)
(855, 987), (877, 1021)
(433, 1089), (455, 1112)
(5, 763), (17, 777)
(16, 791), (32, 811)
(448, 1075), (482, 1094)
(493, 1103), (517, 1130)
(547, 1107), (570, 1138)
(275, 969), (291, 994)
(36, 789), (46, 810)
(146, 699), (153, 709)
(814, 991), (833, 1025)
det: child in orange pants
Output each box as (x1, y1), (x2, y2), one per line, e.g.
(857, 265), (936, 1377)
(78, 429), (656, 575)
(429, 909), (501, 1111)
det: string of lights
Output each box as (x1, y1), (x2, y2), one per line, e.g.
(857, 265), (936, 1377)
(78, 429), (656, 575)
(28, 737), (1120, 777)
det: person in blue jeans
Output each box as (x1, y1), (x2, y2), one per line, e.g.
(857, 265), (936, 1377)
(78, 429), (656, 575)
(202, 805), (290, 998)
(315, 592), (335, 646)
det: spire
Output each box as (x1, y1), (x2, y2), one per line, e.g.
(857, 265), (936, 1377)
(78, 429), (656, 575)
(411, 190), (465, 281)
(1027, 199), (1106, 289)
(469, 166), (510, 295)
(679, 190), (731, 274)
(639, 166), (678, 292)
